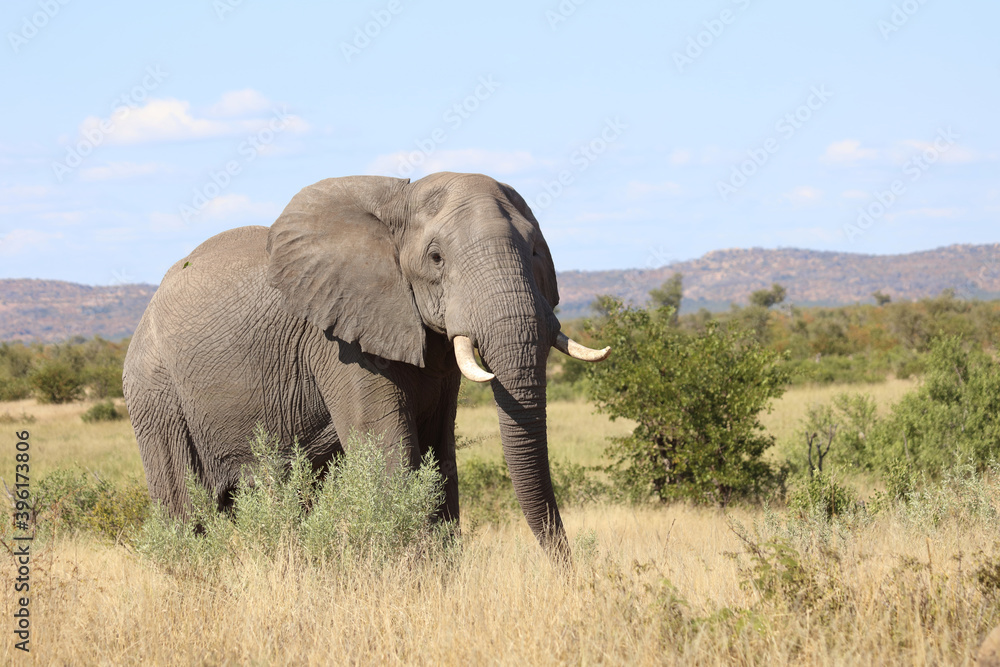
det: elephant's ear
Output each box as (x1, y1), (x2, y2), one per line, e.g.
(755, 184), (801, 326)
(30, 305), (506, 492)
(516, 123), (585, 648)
(266, 176), (427, 367)
(498, 182), (560, 309)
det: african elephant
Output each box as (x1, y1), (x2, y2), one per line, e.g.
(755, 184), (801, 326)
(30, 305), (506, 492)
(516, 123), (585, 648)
(123, 172), (609, 557)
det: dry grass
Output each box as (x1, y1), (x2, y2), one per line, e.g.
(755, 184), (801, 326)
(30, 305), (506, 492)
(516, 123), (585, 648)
(3, 504), (997, 665)
(0, 397), (143, 485)
(457, 399), (633, 467)
(760, 377), (917, 448)
(2, 382), (998, 664)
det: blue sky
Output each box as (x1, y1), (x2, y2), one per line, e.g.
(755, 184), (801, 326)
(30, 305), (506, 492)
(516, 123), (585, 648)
(1, 0), (997, 285)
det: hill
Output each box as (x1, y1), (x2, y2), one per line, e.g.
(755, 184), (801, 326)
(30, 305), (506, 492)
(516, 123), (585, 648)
(1, 244), (999, 341)
(0, 279), (157, 343)
(556, 243), (1000, 319)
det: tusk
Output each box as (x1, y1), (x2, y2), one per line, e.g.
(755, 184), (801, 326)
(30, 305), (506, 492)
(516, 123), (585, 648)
(554, 332), (611, 362)
(453, 335), (495, 383)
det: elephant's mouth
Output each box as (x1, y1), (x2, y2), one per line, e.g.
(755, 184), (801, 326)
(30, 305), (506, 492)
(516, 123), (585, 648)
(451, 331), (609, 383)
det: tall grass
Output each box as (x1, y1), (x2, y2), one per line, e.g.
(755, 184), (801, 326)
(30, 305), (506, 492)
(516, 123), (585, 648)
(1, 384), (998, 664)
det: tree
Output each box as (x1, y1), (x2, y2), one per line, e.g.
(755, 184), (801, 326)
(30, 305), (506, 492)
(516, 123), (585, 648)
(589, 294), (619, 318)
(587, 300), (790, 505)
(870, 335), (1000, 474)
(648, 273), (683, 324)
(749, 283), (787, 309)
(31, 361), (85, 403)
(872, 290), (892, 306)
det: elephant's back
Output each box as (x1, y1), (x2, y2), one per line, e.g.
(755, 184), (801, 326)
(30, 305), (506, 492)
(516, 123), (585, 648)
(161, 225), (270, 289)
(128, 224), (328, 452)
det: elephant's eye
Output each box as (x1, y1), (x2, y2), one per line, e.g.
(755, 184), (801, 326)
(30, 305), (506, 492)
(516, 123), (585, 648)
(430, 251), (443, 265)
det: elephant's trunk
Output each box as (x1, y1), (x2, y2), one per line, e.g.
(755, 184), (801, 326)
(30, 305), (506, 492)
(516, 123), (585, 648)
(463, 262), (569, 560)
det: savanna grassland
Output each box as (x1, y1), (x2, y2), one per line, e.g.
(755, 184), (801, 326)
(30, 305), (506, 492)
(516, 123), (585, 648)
(2, 383), (999, 665)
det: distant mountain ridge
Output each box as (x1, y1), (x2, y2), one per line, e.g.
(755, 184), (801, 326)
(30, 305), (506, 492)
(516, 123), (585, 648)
(0, 279), (156, 343)
(556, 243), (1000, 319)
(2, 244), (999, 342)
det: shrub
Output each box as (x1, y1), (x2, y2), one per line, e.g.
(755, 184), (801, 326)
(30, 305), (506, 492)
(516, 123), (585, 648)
(587, 301), (790, 505)
(32, 467), (150, 543)
(30, 360), (85, 403)
(457, 456), (518, 531)
(81, 400), (124, 423)
(869, 335), (1000, 474)
(139, 427), (449, 571)
(86, 364), (124, 399)
(0, 343), (35, 400)
(788, 472), (858, 520)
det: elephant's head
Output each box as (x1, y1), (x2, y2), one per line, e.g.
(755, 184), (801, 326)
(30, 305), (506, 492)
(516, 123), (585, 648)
(265, 172), (608, 557)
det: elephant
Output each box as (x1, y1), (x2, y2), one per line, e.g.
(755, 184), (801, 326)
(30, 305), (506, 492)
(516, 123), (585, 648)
(123, 172), (609, 558)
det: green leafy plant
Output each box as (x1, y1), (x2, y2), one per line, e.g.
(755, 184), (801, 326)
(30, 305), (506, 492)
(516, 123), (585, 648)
(138, 427), (449, 571)
(587, 300), (789, 505)
(32, 467), (150, 544)
(870, 335), (1000, 474)
(81, 400), (124, 423)
(788, 472), (858, 520)
(30, 360), (85, 403)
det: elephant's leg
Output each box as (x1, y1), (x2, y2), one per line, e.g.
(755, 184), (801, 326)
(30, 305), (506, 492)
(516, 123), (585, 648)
(416, 374), (461, 525)
(126, 371), (200, 517)
(314, 343), (421, 472)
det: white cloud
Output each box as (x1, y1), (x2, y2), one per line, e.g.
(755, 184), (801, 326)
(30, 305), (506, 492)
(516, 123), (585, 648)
(76, 93), (309, 145)
(368, 149), (538, 178)
(781, 186), (823, 205)
(821, 139), (879, 164)
(80, 161), (166, 181)
(668, 149), (691, 165)
(896, 139), (978, 164)
(626, 181), (682, 199)
(0, 185), (48, 200)
(200, 194), (280, 221)
(206, 89), (273, 117)
(0, 229), (63, 255)
(840, 189), (868, 199)
(150, 195), (280, 232)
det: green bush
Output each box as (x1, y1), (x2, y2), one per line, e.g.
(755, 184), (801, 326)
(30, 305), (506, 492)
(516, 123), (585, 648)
(30, 360), (85, 403)
(81, 400), (124, 423)
(0, 371), (33, 401)
(873, 460), (1000, 530)
(32, 467), (150, 543)
(457, 456), (518, 531)
(869, 336), (1000, 474)
(788, 472), (858, 520)
(86, 364), (124, 398)
(587, 301), (790, 505)
(0, 342), (35, 400)
(138, 426), (449, 571)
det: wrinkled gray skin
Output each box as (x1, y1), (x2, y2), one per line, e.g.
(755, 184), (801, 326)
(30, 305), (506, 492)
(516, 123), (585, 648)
(124, 172), (572, 556)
